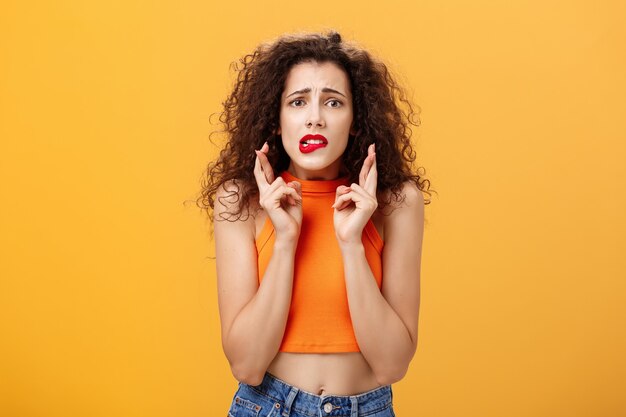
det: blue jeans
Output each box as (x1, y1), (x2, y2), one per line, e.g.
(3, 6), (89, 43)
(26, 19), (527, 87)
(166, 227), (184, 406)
(227, 371), (396, 417)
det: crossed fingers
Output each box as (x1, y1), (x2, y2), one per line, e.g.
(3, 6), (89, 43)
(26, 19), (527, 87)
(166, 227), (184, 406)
(254, 142), (300, 205)
(358, 143), (377, 195)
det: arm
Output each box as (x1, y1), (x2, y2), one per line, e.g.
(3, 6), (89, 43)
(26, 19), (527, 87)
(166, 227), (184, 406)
(339, 181), (424, 385)
(215, 182), (298, 386)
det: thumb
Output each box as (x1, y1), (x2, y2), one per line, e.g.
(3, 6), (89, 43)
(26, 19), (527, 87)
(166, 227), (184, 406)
(289, 181), (302, 197)
(285, 181), (302, 207)
(335, 184), (351, 198)
(332, 185), (351, 209)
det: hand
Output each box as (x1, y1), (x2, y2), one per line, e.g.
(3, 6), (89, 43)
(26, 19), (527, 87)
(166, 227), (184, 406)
(332, 143), (378, 246)
(253, 141), (303, 242)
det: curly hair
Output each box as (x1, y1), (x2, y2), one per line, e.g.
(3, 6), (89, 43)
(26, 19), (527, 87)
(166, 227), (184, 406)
(197, 30), (435, 235)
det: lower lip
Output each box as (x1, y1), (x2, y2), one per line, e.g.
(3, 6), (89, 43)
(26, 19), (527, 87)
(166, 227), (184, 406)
(299, 142), (327, 153)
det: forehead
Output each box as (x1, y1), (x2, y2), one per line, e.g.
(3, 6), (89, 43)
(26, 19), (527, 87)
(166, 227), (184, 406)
(282, 61), (351, 96)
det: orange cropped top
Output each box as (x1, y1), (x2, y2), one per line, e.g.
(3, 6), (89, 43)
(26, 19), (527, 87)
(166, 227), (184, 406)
(255, 170), (384, 353)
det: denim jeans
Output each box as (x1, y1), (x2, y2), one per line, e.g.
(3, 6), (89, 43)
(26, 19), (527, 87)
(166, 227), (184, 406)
(227, 371), (396, 417)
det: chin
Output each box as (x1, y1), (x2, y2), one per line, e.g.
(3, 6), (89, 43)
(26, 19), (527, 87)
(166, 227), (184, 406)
(291, 159), (332, 171)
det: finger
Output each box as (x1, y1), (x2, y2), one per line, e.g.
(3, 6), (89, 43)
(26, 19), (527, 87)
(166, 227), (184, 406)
(283, 186), (302, 207)
(359, 144), (376, 188)
(364, 151), (377, 195)
(332, 191), (361, 210)
(332, 185), (351, 207)
(259, 176), (286, 207)
(285, 182), (300, 206)
(288, 181), (303, 197)
(349, 182), (376, 203)
(285, 183), (295, 206)
(285, 188), (296, 206)
(333, 187), (364, 207)
(335, 184), (350, 198)
(269, 184), (302, 207)
(348, 182), (378, 211)
(290, 180), (302, 197)
(333, 185), (347, 208)
(253, 151), (269, 190)
(348, 182), (365, 196)
(334, 199), (352, 211)
(268, 175), (285, 191)
(358, 153), (372, 188)
(255, 148), (275, 184)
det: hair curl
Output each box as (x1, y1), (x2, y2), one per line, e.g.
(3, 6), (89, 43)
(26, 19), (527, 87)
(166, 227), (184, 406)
(197, 30), (435, 236)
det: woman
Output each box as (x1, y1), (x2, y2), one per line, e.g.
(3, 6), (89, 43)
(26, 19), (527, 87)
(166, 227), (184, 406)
(199, 30), (433, 417)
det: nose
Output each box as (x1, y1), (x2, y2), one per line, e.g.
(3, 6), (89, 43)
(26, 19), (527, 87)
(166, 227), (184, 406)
(305, 104), (325, 128)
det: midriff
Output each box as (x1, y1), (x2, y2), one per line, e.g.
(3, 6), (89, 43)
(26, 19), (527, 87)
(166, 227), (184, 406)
(252, 204), (386, 396)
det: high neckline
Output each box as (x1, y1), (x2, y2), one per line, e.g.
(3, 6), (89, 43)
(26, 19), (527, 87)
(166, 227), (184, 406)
(279, 170), (350, 193)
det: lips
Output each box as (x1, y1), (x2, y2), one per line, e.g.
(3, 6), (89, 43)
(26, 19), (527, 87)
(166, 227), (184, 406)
(299, 134), (328, 154)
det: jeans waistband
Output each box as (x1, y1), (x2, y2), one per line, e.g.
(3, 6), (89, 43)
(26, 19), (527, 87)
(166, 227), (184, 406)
(249, 371), (392, 417)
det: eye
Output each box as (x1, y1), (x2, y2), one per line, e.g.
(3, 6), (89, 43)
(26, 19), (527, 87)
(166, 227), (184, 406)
(289, 99), (305, 107)
(327, 99), (343, 108)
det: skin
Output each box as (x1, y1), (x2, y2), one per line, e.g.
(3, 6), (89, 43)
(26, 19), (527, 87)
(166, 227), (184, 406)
(277, 60), (358, 181)
(215, 61), (424, 396)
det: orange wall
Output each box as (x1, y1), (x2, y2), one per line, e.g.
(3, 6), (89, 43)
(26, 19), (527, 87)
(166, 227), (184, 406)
(1, 1), (625, 416)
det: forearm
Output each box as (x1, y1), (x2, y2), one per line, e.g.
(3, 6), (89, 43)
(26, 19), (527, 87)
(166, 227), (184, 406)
(225, 238), (296, 383)
(340, 242), (415, 385)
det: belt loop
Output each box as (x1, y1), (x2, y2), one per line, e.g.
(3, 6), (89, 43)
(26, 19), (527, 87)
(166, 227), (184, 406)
(350, 395), (358, 417)
(282, 386), (299, 417)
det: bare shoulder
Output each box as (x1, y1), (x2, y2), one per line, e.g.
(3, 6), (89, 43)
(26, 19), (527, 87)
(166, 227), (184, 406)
(214, 179), (260, 231)
(379, 180), (424, 217)
(399, 180), (424, 208)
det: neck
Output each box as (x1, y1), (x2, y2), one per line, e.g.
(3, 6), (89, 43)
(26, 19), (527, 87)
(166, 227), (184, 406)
(287, 161), (347, 181)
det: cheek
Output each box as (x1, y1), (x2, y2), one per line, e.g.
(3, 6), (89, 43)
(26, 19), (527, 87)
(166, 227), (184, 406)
(280, 118), (300, 140)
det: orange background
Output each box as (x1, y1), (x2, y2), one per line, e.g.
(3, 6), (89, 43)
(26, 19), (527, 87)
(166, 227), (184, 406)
(1, 1), (625, 416)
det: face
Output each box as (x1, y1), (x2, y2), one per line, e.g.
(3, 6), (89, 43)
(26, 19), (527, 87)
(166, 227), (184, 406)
(277, 60), (357, 180)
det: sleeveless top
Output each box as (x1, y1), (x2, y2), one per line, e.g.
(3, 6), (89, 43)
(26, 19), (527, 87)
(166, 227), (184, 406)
(255, 170), (384, 353)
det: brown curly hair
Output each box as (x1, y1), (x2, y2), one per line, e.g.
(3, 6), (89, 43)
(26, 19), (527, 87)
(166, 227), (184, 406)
(197, 30), (435, 235)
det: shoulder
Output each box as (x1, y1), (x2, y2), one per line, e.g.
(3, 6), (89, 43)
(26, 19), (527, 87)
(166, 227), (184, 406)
(214, 179), (260, 224)
(379, 180), (424, 217)
(378, 181), (424, 244)
(380, 180), (425, 267)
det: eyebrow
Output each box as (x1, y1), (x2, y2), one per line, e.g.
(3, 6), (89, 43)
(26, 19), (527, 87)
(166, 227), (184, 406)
(285, 87), (347, 98)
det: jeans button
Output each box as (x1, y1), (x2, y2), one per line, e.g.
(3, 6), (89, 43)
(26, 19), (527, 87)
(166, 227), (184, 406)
(323, 402), (333, 413)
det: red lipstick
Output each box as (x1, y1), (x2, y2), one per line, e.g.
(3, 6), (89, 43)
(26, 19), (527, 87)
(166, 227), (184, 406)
(299, 134), (328, 153)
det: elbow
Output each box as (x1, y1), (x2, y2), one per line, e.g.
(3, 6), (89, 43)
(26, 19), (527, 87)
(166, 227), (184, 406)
(230, 363), (265, 387)
(375, 367), (407, 386)
(223, 342), (265, 386)
(375, 354), (413, 386)
(378, 339), (418, 385)
(374, 332), (418, 386)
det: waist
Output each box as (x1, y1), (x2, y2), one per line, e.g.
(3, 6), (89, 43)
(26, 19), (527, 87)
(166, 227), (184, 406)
(247, 371), (392, 416)
(267, 352), (382, 396)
